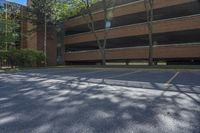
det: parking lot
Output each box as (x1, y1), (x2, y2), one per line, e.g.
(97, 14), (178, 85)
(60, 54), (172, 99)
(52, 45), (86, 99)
(0, 68), (200, 133)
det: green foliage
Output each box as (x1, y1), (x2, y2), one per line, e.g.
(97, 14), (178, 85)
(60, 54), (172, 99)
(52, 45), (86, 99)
(0, 50), (9, 64)
(17, 49), (46, 67)
(0, 18), (19, 49)
(66, 0), (97, 17)
(0, 2), (21, 50)
(51, 2), (70, 22)
(29, 0), (72, 25)
(0, 49), (45, 67)
(30, 0), (55, 23)
(28, 0), (97, 25)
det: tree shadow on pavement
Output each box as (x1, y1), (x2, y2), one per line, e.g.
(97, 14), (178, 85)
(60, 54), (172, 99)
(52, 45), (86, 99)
(0, 71), (200, 133)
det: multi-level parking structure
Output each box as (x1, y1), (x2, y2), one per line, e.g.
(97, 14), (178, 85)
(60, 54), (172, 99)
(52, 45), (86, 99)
(64, 0), (200, 65)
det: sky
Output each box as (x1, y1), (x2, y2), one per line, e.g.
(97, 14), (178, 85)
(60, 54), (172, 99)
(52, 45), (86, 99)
(7, 0), (27, 5)
(0, 0), (6, 5)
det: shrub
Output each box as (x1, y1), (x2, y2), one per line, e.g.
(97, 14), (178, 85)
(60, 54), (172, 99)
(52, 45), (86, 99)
(19, 49), (46, 67)
(36, 51), (46, 67)
(0, 49), (45, 68)
(0, 50), (9, 66)
(8, 48), (19, 68)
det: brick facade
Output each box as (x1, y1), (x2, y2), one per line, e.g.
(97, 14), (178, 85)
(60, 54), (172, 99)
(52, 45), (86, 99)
(21, 0), (57, 66)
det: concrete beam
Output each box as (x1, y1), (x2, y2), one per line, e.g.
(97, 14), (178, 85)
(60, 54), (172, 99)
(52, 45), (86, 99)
(65, 43), (200, 61)
(65, 15), (200, 45)
(65, 0), (197, 28)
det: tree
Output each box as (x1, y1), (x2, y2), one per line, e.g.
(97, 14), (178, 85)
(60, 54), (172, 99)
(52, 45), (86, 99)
(29, 0), (55, 65)
(51, 1), (73, 65)
(144, 0), (154, 66)
(0, 2), (20, 50)
(28, 0), (71, 65)
(73, 0), (116, 65)
(0, 18), (19, 49)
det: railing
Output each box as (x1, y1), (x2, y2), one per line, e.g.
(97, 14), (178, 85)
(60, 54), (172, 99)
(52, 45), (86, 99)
(65, 14), (200, 44)
(65, 0), (196, 28)
(65, 43), (200, 61)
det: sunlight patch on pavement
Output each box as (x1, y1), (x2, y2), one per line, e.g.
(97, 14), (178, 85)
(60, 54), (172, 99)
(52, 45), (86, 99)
(66, 123), (94, 133)
(89, 110), (114, 120)
(33, 123), (52, 133)
(0, 114), (19, 125)
(0, 97), (9, 102)
(157, 113), (191, 133)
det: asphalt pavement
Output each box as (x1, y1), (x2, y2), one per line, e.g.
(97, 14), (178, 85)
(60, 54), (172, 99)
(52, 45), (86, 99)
(0, 68), (200, 133)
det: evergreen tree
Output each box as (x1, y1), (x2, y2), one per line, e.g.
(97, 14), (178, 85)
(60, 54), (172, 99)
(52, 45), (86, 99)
(28, 0), (71, 65)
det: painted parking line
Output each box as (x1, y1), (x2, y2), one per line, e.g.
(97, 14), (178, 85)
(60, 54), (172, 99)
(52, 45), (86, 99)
(44, 68), (109, 75)
(71, 69), (108, 76)
(105, 70), (143, 79)
(21, 69), (74, 75)
(165, 71), (180, 86)
(29, 68), (101, 75)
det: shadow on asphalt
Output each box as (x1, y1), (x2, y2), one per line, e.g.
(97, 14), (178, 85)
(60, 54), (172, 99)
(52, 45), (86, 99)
(0, 70), (200, 133)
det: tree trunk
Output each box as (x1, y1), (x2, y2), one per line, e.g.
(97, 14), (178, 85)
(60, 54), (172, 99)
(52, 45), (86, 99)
(5, 2), (8, 51)
(100, 46), (106, 65)
(82, 0), (116, 66)
(144, 0), (154, 66)
(44, 14), (47, 66)
(149, 0), (154, 66)
(102, 46), (106, 66)
(148, 8), (153, 66)
(101, 0), (108, 66)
